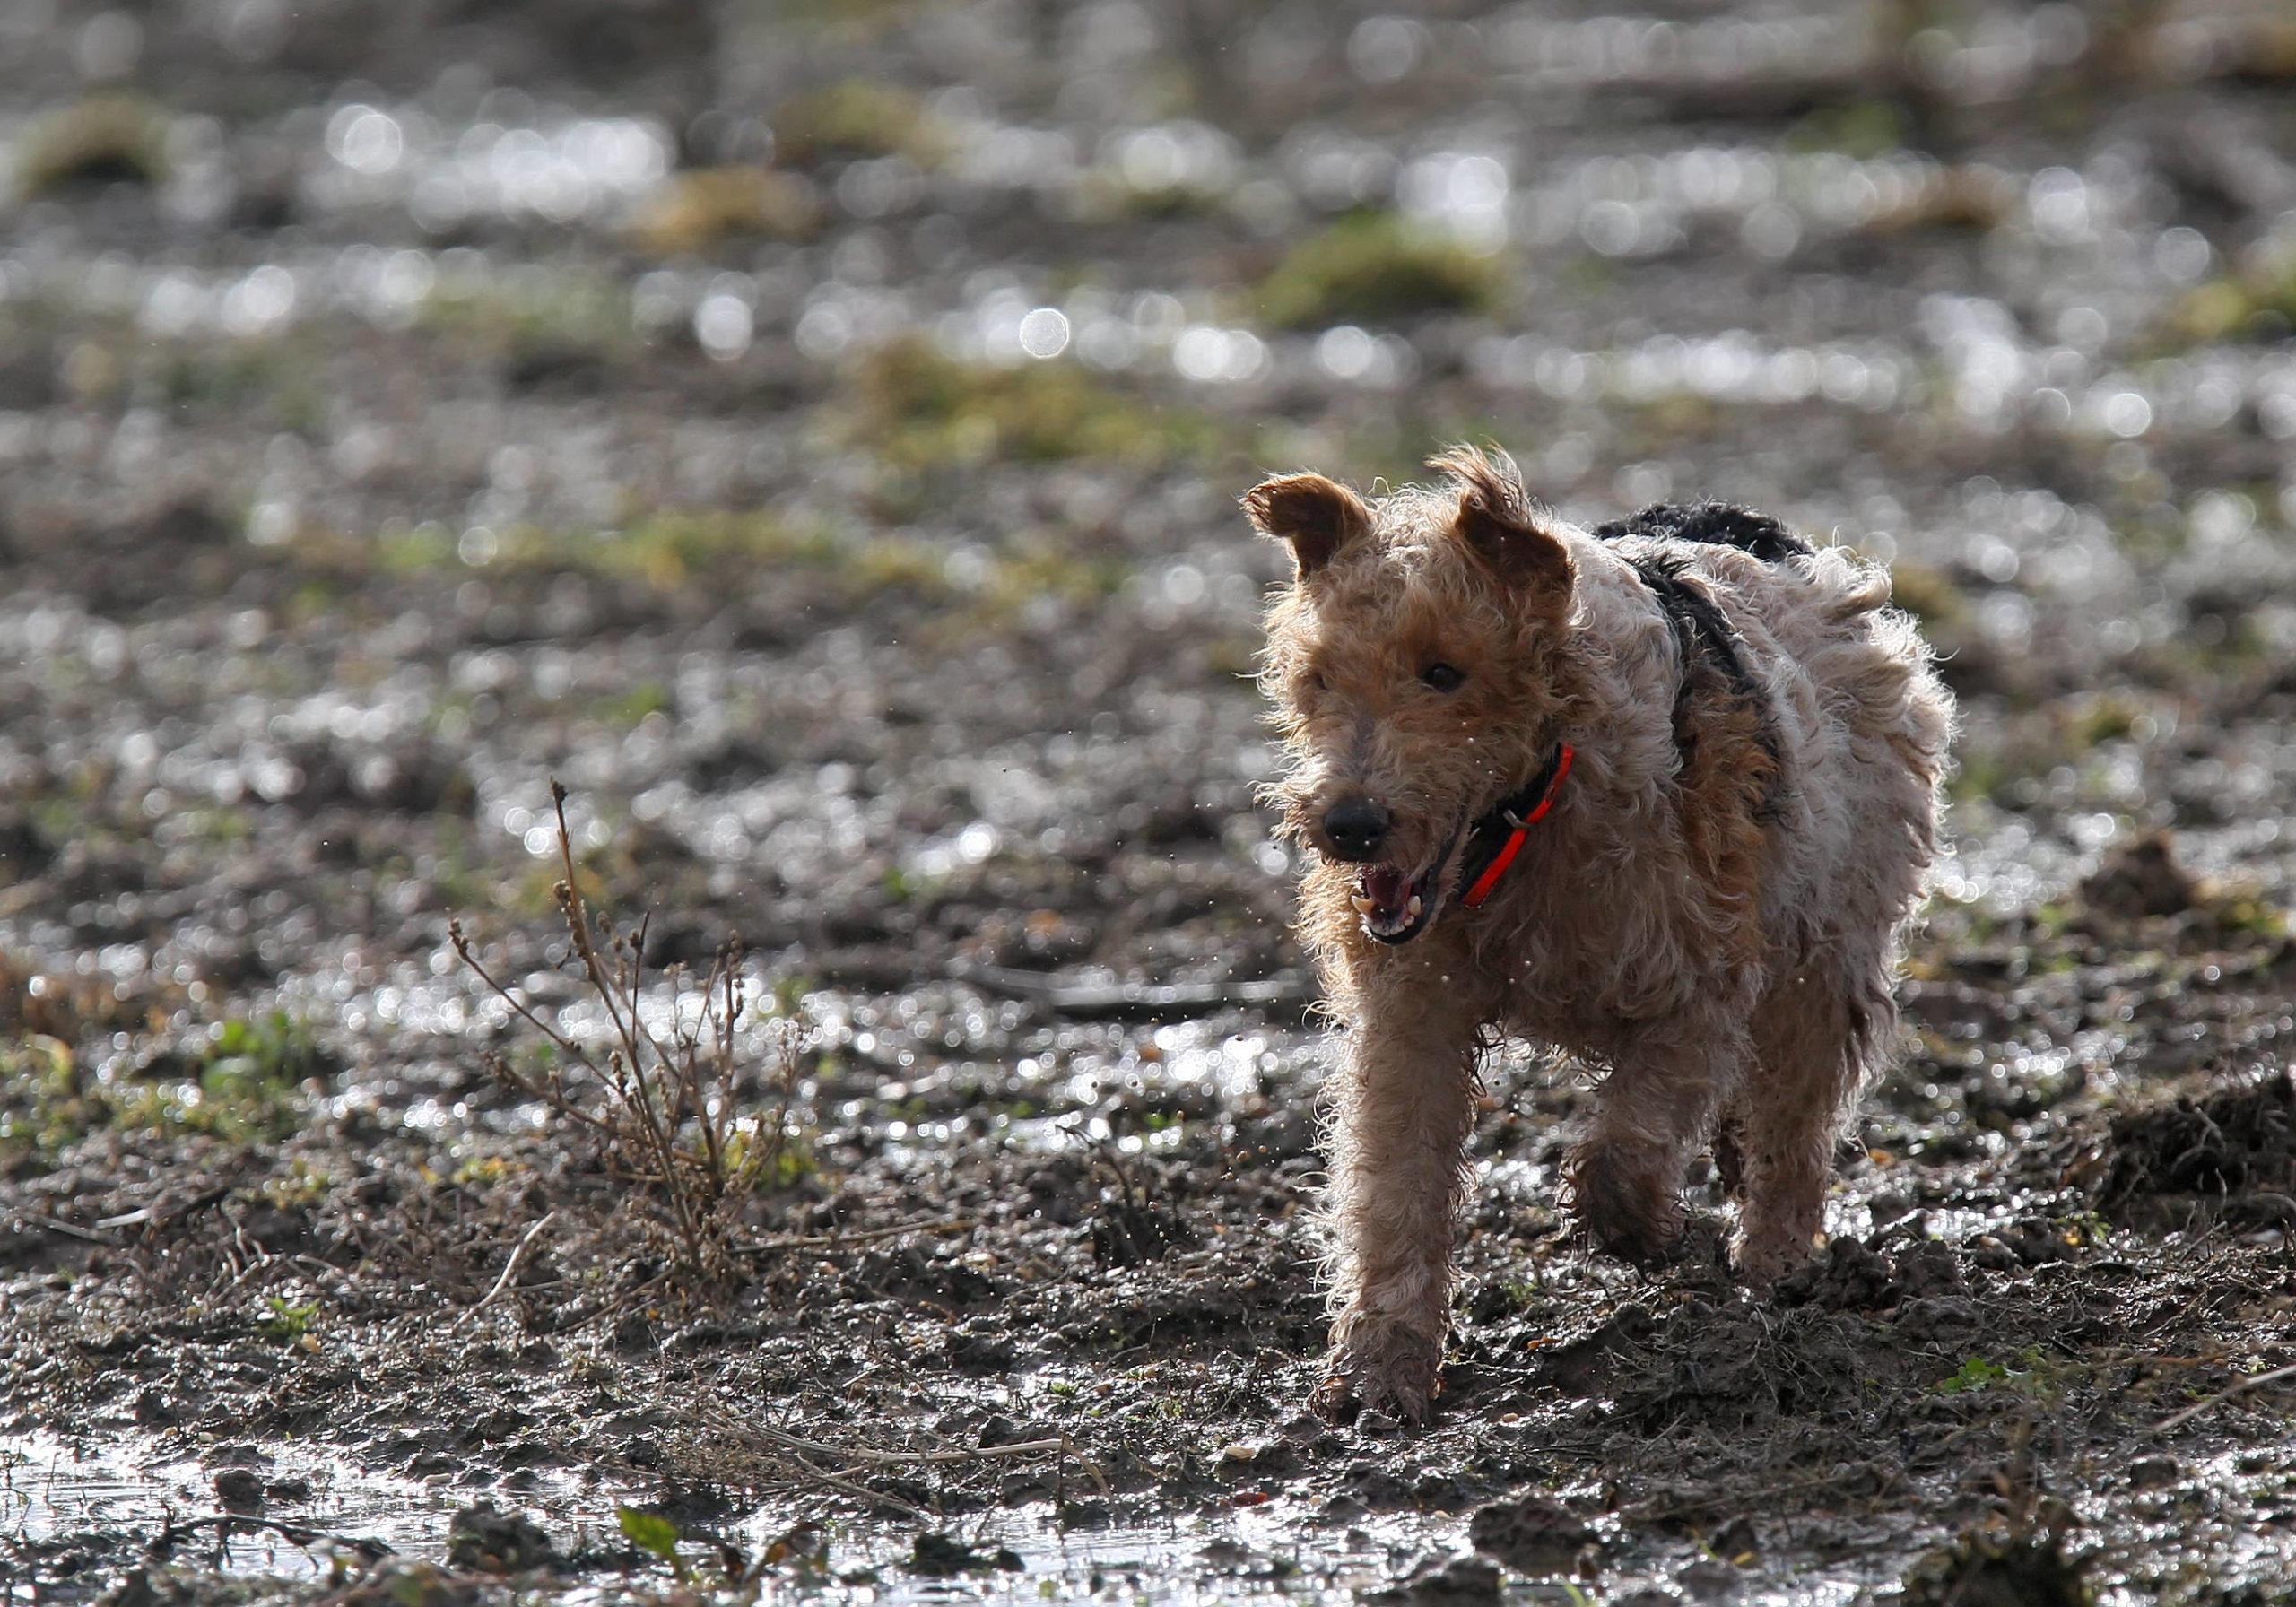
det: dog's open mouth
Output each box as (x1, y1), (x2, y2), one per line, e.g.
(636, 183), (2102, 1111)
(1350, 862), (1440, 944)
(1347, 815), (1470, 946)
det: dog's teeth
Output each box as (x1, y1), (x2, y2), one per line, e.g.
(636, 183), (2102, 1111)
(1350, 892), (1374, 914)
(1406, 895), (1422, 920)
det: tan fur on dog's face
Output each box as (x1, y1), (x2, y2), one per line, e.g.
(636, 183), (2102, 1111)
(1248, 448), (1578, 943)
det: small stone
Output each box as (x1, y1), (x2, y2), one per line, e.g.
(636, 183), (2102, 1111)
(1677, 1558), (1739, 1599)
(1469, 1494), (1594, 1577)
(1370, 1554), (1503, 1604)
(212, 1468), (265, 1510)
(1870, 1190), (1917, 1227)
(1709, 1515), (1759, 1564)
(909, 1531), (1021, 1577)
(2126, 1454), (2179, 1489)
(446, 1503), (560, 1573)
(1279, 1412), (1338, 1450)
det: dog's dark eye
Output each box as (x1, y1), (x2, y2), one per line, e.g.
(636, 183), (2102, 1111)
(1421, 662), (1465, 692)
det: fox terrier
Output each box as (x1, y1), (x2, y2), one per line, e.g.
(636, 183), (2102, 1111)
(1245, 446), (1952, 1422)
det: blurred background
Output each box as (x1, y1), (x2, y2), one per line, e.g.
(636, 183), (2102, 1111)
(7, 0), (2296, 1008)
(5, 2), (2296, 1592)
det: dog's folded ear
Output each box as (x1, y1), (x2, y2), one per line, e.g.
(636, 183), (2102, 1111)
(1242, 473), (1371, 578)
(1431, 445), (1572, 604)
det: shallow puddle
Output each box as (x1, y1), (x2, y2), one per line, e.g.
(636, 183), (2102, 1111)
(2, 1426), (462, 1581)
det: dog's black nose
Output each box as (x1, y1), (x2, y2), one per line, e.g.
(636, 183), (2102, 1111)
(1322, 798), (1389, 862)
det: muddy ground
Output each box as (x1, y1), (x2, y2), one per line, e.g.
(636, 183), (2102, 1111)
(4, 0), (2296, 1602)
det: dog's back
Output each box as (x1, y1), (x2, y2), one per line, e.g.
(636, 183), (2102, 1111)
(1578, 507), (1952, 951)
(1592, 499), (1813, 565)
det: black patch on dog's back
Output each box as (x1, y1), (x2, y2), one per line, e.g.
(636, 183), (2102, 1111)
(1622, 552), (1789, 820)
(1594, 501), (1812, 564)
(1625, 553), (1753, 720)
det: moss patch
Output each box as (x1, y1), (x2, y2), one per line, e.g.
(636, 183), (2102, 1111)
(416, 271), (636, 369)
(2164, 265), (2296, 346)
(851, 336), (1215, 468)
(629, 166), (821, 256)
(300, 510), (1128, 625)
(773, 79), (949, 167)
(14, 95), (169, 196)
(1, 1012), (331, 1155)
(1254, 212), (1504, 329)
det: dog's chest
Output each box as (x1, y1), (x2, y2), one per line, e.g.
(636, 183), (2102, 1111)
(1465, 838), (1727, 1037)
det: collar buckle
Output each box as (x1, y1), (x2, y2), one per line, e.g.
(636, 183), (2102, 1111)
(1457, 742), (1575, 910)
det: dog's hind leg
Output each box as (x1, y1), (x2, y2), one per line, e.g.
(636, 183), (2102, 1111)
(1567, 1005), (1751, 1266)
(1316, 980), (1482, 1426)
(1733, 961), (1870, 1281)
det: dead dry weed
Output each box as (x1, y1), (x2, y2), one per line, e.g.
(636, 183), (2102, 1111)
(449, 781), (805, 1285)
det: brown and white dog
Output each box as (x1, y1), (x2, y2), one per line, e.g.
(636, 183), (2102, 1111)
(1247, 447), (1953, 1423)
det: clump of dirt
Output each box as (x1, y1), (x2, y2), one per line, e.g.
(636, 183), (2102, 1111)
(2098, 1072), (2296, 1232)
(1593, 1297), (1904, 1430)
(1899, 1524), (2092, 1607)
(1772, 1234), (1969, 1311)
(1467, 1494), (1595, 1577)
(1370, 1554), (1503, 1604)
(446, 1506), (561, 1574)
(1089, 1194), (1195, 1267)
(909, 1532), (1022, 1577)
(2079, 831), (2198, 921)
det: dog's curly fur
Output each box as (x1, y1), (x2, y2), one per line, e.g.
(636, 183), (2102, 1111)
(1245, 447), (1953, 1424)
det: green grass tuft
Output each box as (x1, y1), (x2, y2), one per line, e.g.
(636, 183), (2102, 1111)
(15, 95), (169, 196)
(852, 336), (1215, 467)
(773, 79), (949, 167)
(1254, 212), (1504, 329)
(2165, 265), (2296, 346)
(629, 166), (820, 256)
(0, 1011), (330, 1153)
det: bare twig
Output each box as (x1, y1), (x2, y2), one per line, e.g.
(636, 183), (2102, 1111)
(149, 1513), (393, 1562)
(952, 960), (1310, 1021)
(2150, 1361), (2296, 1436)
(444, 925), (593, 1069)
(687, 1409), (1106, 1516)
(8, 1212), (122, 1248)
(95, 1185), (232, 1232)
(748, 1425), (1075, 1470)
(464, 1211), (557, 1319)
(761, 1453), (935, 1521)
(735, 1219), (977, 1255)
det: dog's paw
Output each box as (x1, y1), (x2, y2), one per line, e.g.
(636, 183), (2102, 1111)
(1565, 1141), (1686, 1268)
(1731, 1224), (1819, 1287)
(1314, 1332), (1443, 1427)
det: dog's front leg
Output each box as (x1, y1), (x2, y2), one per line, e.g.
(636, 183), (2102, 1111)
(1314, 981), (1481, 1425)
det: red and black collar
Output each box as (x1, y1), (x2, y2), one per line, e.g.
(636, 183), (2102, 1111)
(1459, 741), (1575, 908)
